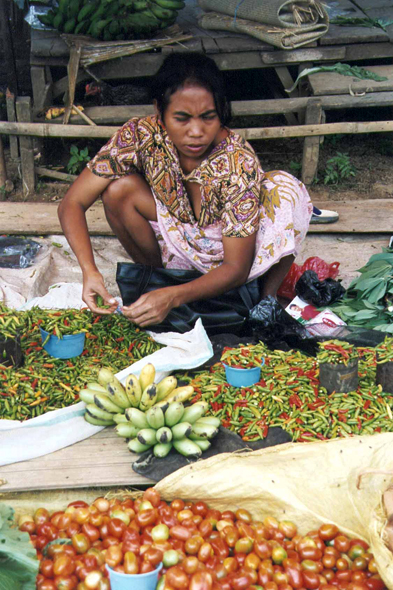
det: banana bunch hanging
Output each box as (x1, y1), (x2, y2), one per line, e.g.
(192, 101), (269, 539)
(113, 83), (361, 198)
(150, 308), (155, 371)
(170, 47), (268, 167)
(38, 0), (186, 41)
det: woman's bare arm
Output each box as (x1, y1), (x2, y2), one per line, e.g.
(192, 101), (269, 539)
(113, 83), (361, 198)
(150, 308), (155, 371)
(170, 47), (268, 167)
(58, 168), (118, 313)
(122, 232), (257, 327)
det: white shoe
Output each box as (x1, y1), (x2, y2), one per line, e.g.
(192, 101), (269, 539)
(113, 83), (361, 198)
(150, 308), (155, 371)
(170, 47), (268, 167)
(310, 206), (339, 224)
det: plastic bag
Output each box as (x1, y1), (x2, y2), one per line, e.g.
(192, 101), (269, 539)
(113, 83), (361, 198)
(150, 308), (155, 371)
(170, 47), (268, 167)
(156, 433), (393, 589)
(295, 270), (346, 306)
(248, 295), (320, 354)
(278, 256), (340, 300)
(0, 237), (41, 269)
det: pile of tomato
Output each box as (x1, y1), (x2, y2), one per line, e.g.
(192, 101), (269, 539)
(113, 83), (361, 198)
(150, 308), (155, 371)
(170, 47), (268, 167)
(18, 487), (388, 590)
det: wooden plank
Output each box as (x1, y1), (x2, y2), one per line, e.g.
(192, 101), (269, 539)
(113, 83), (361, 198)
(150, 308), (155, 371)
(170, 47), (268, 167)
(0, 429), (153, 492)
(31, 66), (53, 111)
(0, 202), (112, 236)
(309, 64), (393, 96)
(345, 41), (393, 60)
(161, 39), (203, 53)
(0, 0), (18, 93)
(307, 200), (393, 234)
(39, 91), (393, 126)
(5, 89), (19, 160)
(15, 97), (35, 198)
(320, 24), (387, 46)
(214, 36), (272, 53)
(260, 46), (346, 65)
(1, 198), (393, 236)
(302, 99), (322, 185)
(30, 28), (69, 57)
(201, 37), (220, 53)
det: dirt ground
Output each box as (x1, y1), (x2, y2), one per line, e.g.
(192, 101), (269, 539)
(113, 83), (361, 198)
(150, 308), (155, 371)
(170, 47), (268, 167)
(2, 110), (393, 204)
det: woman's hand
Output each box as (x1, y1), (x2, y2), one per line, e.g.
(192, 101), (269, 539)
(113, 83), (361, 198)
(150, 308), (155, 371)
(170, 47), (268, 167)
(83, 271), (118, 315)
(122, 288), (176, 327)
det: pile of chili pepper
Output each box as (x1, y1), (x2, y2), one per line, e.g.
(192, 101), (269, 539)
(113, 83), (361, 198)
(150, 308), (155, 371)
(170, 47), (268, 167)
(375, 336), (393, 364)
(317, 340), (358, 366)
(182, 341), (393, 443)
(32, 308), (93, 338)
(221, 345), (265, 369)
(0, 304), (161, 421)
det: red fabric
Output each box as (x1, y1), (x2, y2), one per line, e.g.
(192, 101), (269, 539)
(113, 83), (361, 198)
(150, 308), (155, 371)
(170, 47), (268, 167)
(278, 257), (340, 300)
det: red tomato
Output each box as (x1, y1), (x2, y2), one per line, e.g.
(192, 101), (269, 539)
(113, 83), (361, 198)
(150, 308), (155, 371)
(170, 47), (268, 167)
(319, 524), (339, 541)
(183, 556), (200, 575)
(37, 523), (58, 541)
(199, 519), (213, 539)
(71, 533), (91, 554)
(143, 487), (161, 508)
(334, 535), (351, 553)
(36, 535), (50, 551)
(166, 565), (190, 589)
(40, 559), (55, 579)
(79, 523), (99, 544)
(34, 508), (50, 526)
(303, 570), (321, 590)
(67, 501), (89, 509)
(53, 575), (77, 590)
(102, 536), (121, 549)
(223, 557), (238, 574)
(123, 551), (139, 574)
(365, 577), (387, 590)
(198, 542), (214, 563)
(107, 518), (126, 539)
(286, 565), (304, 589)
(66, 522), (80, 538)
(105, 545), (123, 569)
(192, 502), (209, 518)
(37, 580), (56, 590)
(254, 540), (271, 560)
(189, 571), (213, 590)
(53, 554), (76, 577)
(144, 547), (163, 566)
(136, 508), (159, 528)
(210, 537), (230, 561)
(171, 499), (185, 512)
(185, 535), (204, 555)
(300, 546), (323, 561)
(170, 525), (192, 542)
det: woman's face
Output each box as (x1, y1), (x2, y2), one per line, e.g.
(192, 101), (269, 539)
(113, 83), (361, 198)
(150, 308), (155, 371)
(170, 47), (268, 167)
(159, 83), (223, 161)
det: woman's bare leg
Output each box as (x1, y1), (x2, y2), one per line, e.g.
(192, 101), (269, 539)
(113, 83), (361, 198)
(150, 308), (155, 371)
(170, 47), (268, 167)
(259, 254), (295, 298)
(102, 173), (163, 267)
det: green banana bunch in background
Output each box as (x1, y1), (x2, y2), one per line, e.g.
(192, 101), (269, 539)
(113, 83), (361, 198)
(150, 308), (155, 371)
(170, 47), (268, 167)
(38, 0), (186, 40)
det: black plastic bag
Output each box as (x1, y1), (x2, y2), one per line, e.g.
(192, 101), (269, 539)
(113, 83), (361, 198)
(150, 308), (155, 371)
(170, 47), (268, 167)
(248, 295), (321, 354)
(0, 237), (41, 269)
(0, 335), (23, 367)
(132, 426), (291, 482)
(295, 270), (345, 306)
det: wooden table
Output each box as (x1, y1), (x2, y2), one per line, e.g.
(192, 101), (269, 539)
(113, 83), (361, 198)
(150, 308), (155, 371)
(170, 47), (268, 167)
(27, 0), (393, 187)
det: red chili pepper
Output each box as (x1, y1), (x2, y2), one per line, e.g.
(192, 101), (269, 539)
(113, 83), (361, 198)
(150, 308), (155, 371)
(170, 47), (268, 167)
(280, 412), (289, 420)
(67, 361), (74, 368)
(289, 394), (302, 408)
(64, 319), (69, 326)
(363, 400), (371, 410)
(115, 337), (125, 342)
(375, 427), (382, 433)
(128, 343), (135, 352)
(316, 433), (327, 440)
(31, 378), (38, 389)
(93, 316), (100, 324)
(214, 386), (222, 397)
(222, 420), (231, 428)
(239, 426), (247, 437)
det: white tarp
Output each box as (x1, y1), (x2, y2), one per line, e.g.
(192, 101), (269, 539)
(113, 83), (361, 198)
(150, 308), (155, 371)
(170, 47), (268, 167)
(0, 284), (213, 466)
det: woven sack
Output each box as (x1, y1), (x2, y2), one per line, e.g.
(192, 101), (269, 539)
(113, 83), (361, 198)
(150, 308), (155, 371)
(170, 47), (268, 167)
(198, 0), (329, 50)
(156, 432), (393, 588)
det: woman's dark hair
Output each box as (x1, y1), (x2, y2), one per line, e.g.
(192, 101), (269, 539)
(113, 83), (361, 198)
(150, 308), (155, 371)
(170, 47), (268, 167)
(150, 52), (231, 126)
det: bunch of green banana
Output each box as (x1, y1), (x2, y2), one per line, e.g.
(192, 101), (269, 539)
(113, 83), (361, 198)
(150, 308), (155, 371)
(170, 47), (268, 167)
(81, 366), (130, 426)
(38, 0), (185, 40)
(124, 400), (220, 458)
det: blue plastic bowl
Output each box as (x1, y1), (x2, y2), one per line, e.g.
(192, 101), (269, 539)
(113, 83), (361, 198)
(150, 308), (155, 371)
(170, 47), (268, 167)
(40, 327), (85, 359)
(106, 562), (162, 590)
(223, 362), (263, 387)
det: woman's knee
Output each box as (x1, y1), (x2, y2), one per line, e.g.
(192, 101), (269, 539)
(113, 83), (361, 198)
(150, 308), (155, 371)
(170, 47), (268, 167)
(102, 174), (157, 221)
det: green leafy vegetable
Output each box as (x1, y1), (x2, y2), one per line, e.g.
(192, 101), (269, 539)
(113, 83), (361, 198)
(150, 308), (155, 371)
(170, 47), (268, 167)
(331, 16), (393, 32)
(331, 247), (393, 331)
(0, 504), (39, 590)
(286, 62), (388, 93)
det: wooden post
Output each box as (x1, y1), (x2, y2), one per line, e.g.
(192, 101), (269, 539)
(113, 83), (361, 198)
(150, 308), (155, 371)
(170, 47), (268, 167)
(63, 45), (82, 125)
(302, 99), (323, 185)
(273, 66), (299, 127)
(5, 89), (19, 160)
(16, 97), (36, 198)
(0, 136), (13, 199)
(0, 0), (18, 94)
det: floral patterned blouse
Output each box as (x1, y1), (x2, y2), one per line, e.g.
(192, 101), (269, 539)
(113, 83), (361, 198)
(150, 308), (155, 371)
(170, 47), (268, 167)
(87, 115), (262, 238)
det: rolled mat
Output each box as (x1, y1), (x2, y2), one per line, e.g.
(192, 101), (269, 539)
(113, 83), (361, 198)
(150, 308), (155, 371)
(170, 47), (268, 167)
(198, 0), (329, 50)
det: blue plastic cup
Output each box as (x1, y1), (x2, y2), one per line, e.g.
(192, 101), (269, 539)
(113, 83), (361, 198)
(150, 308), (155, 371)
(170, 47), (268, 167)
(40, 327), (85, 359)
(106, 563), (163, 590)
(223, 361), (264, 387)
